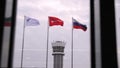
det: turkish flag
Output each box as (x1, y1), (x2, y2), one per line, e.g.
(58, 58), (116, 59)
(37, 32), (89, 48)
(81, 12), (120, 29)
(49, 16), (64, 26)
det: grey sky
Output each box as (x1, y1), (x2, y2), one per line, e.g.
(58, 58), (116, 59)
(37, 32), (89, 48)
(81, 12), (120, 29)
(13, 0), (90, 68)
(2, 0), (120, 68)
(2, 0), (118, 68)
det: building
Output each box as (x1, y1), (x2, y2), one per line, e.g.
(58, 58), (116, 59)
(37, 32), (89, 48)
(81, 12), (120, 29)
(52, 41), (66, 68)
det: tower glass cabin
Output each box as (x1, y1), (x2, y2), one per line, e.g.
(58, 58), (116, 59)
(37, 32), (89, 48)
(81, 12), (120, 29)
(52, 41), (66, 68)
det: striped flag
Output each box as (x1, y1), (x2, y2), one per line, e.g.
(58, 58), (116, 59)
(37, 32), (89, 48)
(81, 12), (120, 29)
(4, 17), (11, 27)
(72, 18), (87, 31)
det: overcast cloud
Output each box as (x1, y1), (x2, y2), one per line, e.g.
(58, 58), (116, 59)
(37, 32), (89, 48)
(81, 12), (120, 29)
(13, 0), (90, 68)
(7, 0), (120, 68)
(0, 0), (116, 67)
(10, 0), (120, 68)
(12, 0), (89, 68)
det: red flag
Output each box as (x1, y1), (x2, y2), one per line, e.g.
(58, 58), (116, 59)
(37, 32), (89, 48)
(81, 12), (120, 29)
(49, 16), (64, 26)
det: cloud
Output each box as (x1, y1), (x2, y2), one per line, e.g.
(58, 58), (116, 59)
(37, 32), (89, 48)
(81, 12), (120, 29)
(13, 0), (90, 67)
(17, 0), (89, 20)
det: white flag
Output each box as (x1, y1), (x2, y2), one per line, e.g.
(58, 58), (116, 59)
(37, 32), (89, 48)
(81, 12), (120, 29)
(25, 16), (40, 26)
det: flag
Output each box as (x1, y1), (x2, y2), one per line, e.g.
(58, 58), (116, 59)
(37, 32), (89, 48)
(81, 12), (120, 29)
(25, 16), (40, 26)
(49, 16), (64, 26)
(4, 17), (11, 26)
(72, 18), (87, 31)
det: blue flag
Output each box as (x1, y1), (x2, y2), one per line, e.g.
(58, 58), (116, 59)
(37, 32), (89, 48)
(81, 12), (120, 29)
(25, 16), (40, 26)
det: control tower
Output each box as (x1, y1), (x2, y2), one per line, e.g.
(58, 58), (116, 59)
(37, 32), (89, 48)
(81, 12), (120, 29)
(52, 41), (65, 68)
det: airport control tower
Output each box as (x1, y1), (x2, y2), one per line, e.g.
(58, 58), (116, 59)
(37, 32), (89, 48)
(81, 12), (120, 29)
(52, 41), (65, 68)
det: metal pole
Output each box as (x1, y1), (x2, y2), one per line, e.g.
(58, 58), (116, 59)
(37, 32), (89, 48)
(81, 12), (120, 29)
(21, 16), (26, 68)
(71, 18), (74, 68)
(46, 17), (50, 68)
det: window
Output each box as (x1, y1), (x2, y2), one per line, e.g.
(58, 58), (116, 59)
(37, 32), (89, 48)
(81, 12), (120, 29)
(1, 0), (118, 68)
(0, 0), (13, 67)
(12, 0), (91, 68)
(115, 0), (120, 68)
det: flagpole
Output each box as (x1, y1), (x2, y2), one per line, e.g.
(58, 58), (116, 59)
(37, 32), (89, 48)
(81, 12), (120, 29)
(71, 18), (74, 68)
(46, 18), (50, 68)
(21, 16), (26, 68)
